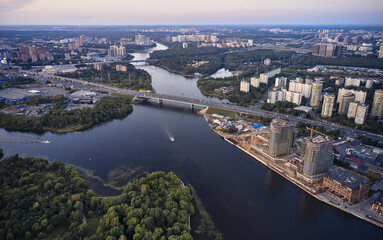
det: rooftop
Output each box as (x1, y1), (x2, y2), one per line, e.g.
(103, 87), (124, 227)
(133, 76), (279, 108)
(370, 154), (383, 168)
(327, 166), (370, 189)
(310, 135), (332, 144)
(271, 118), (295, 128)
(373, 192), (383, 205)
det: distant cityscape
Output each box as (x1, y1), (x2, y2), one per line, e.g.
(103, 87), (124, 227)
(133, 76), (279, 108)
(0, 24), (383, 238)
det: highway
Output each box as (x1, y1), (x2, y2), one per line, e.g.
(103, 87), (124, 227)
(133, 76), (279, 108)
(13, 70), (383, 143)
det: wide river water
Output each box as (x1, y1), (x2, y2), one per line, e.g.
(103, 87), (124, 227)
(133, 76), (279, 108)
(0, 43), (382, 239)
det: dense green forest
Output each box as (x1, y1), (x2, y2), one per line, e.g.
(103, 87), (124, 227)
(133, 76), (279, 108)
(150, 46), (226, 76)
(59, 63), (152, 90)
(88, 171), (195, 240)
(149, 46), (294, 77)
(0, 156), (196, 240)
(290, 55), (383, 69)
(295, 122), (342, 139)
(222, 50), (293, 71)
(0, 96), (133, 133)
(0, 76), (36, 89)
(0, 155), (97, 240)
(261, 101), (299, 114)
(198, 75), (270, 106)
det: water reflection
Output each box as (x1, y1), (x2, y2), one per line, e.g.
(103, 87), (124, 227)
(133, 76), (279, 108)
(264, 168), (286, 196)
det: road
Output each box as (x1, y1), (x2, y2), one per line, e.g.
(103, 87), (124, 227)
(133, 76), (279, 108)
(10, 70), (383, 143)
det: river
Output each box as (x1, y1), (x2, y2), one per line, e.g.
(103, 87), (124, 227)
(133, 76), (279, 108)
(0, 43), (382, 239)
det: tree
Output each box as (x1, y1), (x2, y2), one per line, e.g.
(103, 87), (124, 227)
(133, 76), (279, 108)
(78, 223), (89, 235)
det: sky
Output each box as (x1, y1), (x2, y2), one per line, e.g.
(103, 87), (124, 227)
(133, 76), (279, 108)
(1, 0), (383, 25)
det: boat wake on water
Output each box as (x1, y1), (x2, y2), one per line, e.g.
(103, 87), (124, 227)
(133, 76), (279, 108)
(0, 133), (50, 144)
(163, 122), (175, 142)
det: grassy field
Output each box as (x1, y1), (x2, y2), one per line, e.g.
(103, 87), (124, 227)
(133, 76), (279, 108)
(205, 107), (237, 119)
(87, 217), (102, 236)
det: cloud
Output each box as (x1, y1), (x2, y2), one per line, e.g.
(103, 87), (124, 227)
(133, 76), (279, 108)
(0, 0), (37, 13)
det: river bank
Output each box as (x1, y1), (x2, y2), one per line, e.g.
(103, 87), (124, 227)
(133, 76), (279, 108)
(151, 63), (201, 78)
(0, 95), (133, 134)
(200, 108), (383, 230)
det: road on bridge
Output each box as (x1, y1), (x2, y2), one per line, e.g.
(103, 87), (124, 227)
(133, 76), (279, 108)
(16, 70), (383, 143)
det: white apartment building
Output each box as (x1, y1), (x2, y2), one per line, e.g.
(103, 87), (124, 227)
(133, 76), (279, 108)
(260, 74), (268, 84)
(275, 77), (287, 88)
(365, 79), (373, 89)
(267, 89), (284, 104)
(344, 77), (361, 87)
(337, 88), (367, 104)
(284, 90), (302, 105)
(240, 81), (250, 93)
(288, 79), (312, 98)
(251, 77), (260, 87)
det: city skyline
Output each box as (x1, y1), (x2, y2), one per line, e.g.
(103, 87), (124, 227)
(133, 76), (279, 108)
(1, 0), (383, 25)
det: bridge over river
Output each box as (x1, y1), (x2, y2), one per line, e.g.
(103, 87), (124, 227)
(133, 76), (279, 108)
(19, 70), (383, 143)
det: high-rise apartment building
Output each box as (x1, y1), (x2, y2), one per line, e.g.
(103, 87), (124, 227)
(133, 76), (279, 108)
(93, 63), (103, 71)
(267, 88), (284, 104)
(354, 104), (369, 125)
(240, 81), (250, 93)
(365, 79), (373, 89)
(310, 81), (323, 107)
(347, 101), (359, 119)
(303, 135), (334, 182)
(135, 34), (152, 46)
(275, 77), (287, 88)
(269, 119), (295, 157)
(334, 45), (343, 57)
(321, 93), (335, 118)
(289, 79), (312, 98)
(344, 77), (361, 87)
(379, 45), (383, 58)
(335, 78), (344, 86)
(312, 43), (341, 57)
(325, 44), (334, 57)
(109, 45), (126, 57)
(64, 52), (71, 61)
(116, 64), (128, 72)
(371, 89), (383, 119)
(251, 77), (260, 87)
(283, 90), (302, 105)
(337, 88), (367, 104)
(339, 92), (355, 115)
(260, 74), (268, 84)
(74, 37), (83, 48)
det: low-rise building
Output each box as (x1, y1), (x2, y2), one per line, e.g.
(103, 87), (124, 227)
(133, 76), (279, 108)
(322, 166), (370, 204)
(214, 86), (235, 94)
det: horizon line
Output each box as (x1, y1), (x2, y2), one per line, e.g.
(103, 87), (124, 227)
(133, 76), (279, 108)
(1, 24), (383, 27)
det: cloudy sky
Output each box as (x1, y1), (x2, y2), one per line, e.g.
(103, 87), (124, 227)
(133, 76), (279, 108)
(1, 0), (382, 25)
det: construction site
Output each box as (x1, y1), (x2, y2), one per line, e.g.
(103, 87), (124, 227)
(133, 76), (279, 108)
(203, 108), (383, 228)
